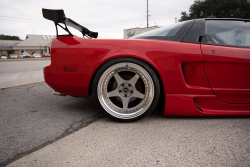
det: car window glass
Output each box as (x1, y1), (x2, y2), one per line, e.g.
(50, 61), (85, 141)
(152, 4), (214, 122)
(132, 21), (186, 37)
(205, 20), (250, 47)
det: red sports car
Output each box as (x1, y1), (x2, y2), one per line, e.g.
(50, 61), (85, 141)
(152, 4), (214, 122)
(43, 9), (250, 122)
(42, 53), (51, 57)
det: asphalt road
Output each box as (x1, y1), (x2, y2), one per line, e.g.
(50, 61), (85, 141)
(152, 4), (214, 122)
(1, 60), (250, 167)
(0, 82), (103, 166)
(0, 60), (50, 88)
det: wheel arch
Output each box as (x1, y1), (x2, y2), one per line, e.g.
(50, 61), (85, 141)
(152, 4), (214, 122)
(88, 56), (165, 97)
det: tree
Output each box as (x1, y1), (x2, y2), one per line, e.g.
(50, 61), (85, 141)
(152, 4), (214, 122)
(179, 0), (250, 21)
(0, 34), (21, 40)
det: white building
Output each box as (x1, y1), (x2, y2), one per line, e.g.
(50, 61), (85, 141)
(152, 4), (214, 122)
(13, 34), (54, 57)
(124, 26), (160, 39)
(0, 40), (21, 56)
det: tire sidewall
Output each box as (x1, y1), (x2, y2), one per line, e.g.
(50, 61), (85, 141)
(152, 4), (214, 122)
(92, 57), (160, 122)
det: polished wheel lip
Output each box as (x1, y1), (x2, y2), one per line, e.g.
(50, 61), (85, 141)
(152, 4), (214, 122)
(97, 62), (154, 119)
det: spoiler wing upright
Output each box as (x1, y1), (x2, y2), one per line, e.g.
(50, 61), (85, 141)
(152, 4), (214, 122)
(42, 8), (98, 38)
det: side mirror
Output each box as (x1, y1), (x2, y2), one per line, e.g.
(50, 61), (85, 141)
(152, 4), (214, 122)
(42, 9), (66, 23)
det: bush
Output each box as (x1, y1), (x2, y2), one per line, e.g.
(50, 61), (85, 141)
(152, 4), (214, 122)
(1, 54), (6, 57)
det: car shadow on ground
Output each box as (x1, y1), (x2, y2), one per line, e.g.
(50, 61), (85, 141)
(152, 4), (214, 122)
(63, 95), (250, 122)
(57, 95), (102, 115)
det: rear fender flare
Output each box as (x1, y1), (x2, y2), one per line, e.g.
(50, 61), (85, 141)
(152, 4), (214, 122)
(88, 55), (165, 95)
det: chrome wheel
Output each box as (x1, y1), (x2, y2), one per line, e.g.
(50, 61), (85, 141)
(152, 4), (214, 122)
(97, 62), (155, 119)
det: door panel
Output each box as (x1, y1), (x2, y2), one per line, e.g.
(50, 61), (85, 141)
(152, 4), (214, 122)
(201, 44), (250, 104)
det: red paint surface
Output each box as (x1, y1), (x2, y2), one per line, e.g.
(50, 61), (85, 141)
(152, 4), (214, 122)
(43, 36), (250, 116)
(201, 44), (250, 104)
(50, 36), (212, 94)
(165, 94), (250, 116)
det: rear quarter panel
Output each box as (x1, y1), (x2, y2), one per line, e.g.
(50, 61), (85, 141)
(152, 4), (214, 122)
(51, 36), (212, 95)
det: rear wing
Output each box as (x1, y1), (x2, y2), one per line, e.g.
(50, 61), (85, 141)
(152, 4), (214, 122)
(42, 8), (98, 38)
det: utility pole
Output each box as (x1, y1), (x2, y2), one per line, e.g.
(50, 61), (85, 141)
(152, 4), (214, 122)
(147, 0), (149, 27)
(39, 43), (41, 54)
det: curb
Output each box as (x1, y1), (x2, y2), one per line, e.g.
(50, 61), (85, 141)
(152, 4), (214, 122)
(0, 57), (50, 62)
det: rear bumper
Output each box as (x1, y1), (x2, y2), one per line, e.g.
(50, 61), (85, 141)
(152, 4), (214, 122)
(49, 84), (89, 97)
(44, 65), (89, 98)
(44, 65), (59, 85)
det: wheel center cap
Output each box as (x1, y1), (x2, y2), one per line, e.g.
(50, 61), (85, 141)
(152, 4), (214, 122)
(123, 87), (129, 93)
(119, 83), (133, 97)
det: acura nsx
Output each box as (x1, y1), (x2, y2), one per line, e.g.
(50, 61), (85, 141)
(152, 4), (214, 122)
(43, 9), (250, 122)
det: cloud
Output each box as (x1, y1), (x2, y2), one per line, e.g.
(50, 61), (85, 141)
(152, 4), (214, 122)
(0, 0), (193, 39)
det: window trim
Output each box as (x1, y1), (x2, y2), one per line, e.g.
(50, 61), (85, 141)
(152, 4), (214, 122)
(205, 18), (250, 22)
(131, 20), (194, 42)
(201, 40), (250, 49)
(202, 19), (250, 49)
(181, 19), (205, 43)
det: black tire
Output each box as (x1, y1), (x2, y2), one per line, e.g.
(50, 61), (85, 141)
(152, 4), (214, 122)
(92, 57), (160, 122)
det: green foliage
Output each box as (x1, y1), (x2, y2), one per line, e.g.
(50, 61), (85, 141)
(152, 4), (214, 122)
(179, 0), (250, 21)
(0, 34), (21, 40)
(1, 54), (6, 57)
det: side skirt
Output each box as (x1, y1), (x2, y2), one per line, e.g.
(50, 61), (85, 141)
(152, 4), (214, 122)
(164, 94), (250, 116)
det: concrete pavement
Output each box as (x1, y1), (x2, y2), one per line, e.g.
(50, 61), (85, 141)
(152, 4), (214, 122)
(0, 71), (44, 89)
(0, 60), (50, 88)
(7, 116), (250, 167)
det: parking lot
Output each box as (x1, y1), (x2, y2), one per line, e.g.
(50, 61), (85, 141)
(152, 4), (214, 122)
(0, 59), (50, 89)
(0, 60), (250, 167)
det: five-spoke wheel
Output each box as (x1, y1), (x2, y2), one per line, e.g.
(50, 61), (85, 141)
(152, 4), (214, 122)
(93, 58), (160, 122)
